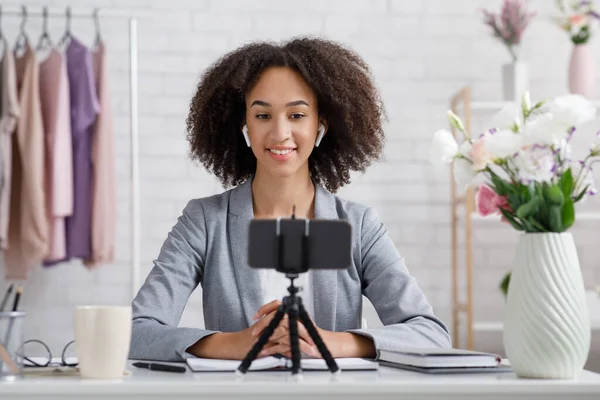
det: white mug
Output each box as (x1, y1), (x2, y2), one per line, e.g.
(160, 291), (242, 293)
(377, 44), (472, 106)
(74, 306), (132, 379)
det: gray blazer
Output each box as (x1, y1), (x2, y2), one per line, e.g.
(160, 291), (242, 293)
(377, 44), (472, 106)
(130, 178), (451, 361)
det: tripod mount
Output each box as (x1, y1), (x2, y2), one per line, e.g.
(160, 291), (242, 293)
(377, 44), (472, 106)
(237, 273), (339, 376)
(238, 207), (345, 376)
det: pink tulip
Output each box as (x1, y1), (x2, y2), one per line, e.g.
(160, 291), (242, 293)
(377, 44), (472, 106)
(476, 183), (511, 218)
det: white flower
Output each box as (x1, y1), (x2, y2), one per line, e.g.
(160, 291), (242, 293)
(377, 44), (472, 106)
(483, 129), (524, 159)
(547, 94), (596, 128)
(458, 140), (472, 158)
(523, 113), (570, 146)
(558, 137), (572, 161)
(553, 138), (574, 174)
(513, 146), (556, 183)
(522, 91), (532, 113)
(447, 110), (466, 134)
(430, 129), (458, 165)
(490, 103), (522, 131)
(453, 157), (477, 189)
(591, 131), (600, 154)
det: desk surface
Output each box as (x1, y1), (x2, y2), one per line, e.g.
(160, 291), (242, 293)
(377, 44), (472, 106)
(2, 361), (600, 400)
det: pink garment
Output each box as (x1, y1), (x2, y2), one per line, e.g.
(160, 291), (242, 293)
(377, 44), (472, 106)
(0, 40), (21, 250)
(85, 41), (116, 268)
(5, 44), (48, 280)
(39, 49), (73, 263)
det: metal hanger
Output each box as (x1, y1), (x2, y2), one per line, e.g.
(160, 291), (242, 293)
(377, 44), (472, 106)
(13, 6), (29, 52)
(59, 6), (72, 47)
(36, 6), (53, 51)
(93, 8), (102, 48)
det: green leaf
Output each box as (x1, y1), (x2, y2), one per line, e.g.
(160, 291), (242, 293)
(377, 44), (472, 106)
(560, 169), (574, 199)
(521, 218), (535, 232)
(545, 185), (565, 206)
(516, 196), (539, 220)
(549, 205), (564, 232)
(573, 185), (590, 203)
(562, 200), (575, 230)
(500, 272), (511, 298)
(508, 193), (522, 211)
(499, 208), (524, 231)
(529, 218), (549, 232)
(491, 175), (511, 196)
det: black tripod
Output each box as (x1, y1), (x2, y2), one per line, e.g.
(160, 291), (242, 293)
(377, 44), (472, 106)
(237, 274), (339, 375)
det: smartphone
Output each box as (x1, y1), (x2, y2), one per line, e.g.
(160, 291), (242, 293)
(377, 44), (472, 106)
(247, 218), (352, 273)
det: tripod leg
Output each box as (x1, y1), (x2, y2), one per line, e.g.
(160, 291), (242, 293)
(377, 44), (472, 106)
(297, 302), (339, 374)
(287, 301), (302, 375)
(237, 304), (286, 374)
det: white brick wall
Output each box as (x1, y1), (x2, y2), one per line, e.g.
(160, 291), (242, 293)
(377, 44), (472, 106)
(1, 0), (599, 357)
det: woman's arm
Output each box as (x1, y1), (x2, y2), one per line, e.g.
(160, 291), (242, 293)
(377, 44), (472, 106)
(129, 199), (220, 362)
(344, 207), (452, 357)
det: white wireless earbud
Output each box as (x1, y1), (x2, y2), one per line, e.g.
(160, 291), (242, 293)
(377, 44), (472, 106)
(315, 123), (325, 147)
(242, 125), (251, 147)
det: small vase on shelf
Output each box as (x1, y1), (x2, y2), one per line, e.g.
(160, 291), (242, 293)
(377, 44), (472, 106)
(568, 43), (596, 99)
(502, 61), (529, 102)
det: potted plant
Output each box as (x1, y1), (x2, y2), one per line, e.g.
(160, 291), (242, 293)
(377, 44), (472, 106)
(431, 92), (597, 379)
(554, 0), (600, 99)
(482, 0), (536, 101)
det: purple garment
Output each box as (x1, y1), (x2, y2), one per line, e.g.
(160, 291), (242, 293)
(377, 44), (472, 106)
(63, 38), (100, 261)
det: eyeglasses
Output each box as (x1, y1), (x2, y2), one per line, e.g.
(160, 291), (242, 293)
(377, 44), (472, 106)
(22, 339), (78, 368)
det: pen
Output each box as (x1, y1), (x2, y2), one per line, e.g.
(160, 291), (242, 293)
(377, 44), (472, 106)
(12, 286), (22, 312)
(132, 362), (187, 373)
(0, 284), (14, 312)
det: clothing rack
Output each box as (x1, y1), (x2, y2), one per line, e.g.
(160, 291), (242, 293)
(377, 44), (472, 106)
(2, 6), (151, 298)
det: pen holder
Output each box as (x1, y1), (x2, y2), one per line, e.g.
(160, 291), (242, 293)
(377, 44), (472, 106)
(0, 311), (26, 381)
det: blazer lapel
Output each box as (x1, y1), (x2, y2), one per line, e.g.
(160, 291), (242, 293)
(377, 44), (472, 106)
(311, 184), (339, 331)
(228, 178), (263, 328)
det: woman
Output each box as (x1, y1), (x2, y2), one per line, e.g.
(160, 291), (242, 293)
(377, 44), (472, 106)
(129, 37), (451, 362)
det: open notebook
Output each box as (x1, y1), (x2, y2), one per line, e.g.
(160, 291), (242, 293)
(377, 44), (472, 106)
(186, 356), (378, 372)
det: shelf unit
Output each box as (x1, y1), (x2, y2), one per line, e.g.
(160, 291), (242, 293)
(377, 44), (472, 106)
(449, 86), (600, 350)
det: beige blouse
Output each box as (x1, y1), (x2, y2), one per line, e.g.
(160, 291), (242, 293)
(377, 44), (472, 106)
(5, 44), (48, 280)
(85, 41), (116, 268)
(0, 40), (21, 250)
(39, 48), (73, 263)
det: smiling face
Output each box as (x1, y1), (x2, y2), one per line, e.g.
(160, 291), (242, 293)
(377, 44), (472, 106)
(244, 66), (323, 180)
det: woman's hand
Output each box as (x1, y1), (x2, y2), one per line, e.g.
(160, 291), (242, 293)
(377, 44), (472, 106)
(187, 300), (318, 360)
(187, 300), (376, 360)
(252, 300), (319, 358)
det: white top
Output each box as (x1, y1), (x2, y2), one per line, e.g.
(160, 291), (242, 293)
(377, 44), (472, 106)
(5, 361), (600, 400)
(260, 269), (314, 318)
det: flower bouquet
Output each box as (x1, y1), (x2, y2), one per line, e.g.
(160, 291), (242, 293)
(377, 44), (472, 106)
(482, 0), (535, 61)
(432, 92), (598, 232)
(554, 0), (600, 45)
(481, 0), (535, 101)
(431, 92), (597, 379)
(555, 1), (600, 97)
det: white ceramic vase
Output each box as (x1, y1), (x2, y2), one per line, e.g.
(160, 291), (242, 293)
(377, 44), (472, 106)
(568, 43), (596, 99)
(502, 61), (529, 101)
(503, 233), (591, 379)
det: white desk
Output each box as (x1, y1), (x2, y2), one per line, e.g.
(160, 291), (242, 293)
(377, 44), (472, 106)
(2, 361), (600, 400)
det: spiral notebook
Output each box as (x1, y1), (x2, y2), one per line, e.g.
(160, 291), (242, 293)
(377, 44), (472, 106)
(186, 356), (378, 372)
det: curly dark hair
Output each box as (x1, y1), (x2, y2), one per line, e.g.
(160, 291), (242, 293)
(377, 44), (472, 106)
(185, 36), (386, 193)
